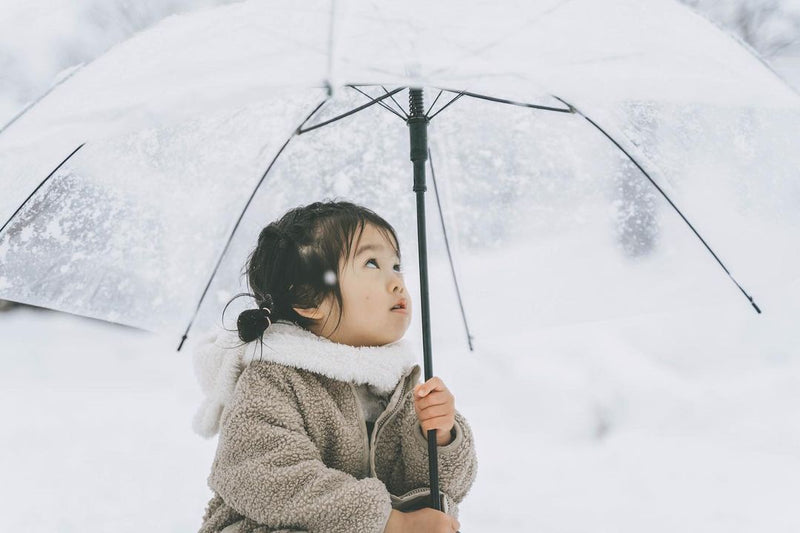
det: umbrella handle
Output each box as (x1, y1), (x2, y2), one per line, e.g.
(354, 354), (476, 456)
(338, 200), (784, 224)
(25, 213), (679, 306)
(427, 429), (442, 510)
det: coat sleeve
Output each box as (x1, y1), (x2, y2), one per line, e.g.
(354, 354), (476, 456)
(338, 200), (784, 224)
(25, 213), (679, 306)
(208, 362), (393, 533)
(375, 390), (478, 506)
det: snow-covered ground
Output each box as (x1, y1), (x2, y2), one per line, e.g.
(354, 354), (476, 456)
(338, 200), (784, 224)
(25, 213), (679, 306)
(2, 237), (799, 531)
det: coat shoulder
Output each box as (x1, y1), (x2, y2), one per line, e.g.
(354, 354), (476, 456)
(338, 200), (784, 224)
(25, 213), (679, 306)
(234, 359), (343, 412)
(238, 359), (317, 391)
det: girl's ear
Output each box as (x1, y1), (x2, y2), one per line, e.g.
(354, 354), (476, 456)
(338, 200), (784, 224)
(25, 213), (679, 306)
(292, 293), (334, 321)
(292, 306), (325, 320)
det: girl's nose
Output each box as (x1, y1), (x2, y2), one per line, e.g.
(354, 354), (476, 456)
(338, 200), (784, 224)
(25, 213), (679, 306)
(390, 275), (404, 293)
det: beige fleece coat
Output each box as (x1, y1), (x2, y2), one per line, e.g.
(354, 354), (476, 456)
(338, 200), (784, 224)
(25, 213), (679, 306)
(191, 321), (478, 533)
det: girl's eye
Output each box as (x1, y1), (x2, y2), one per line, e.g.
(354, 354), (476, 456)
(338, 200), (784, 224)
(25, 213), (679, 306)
(365, 258), (403, 272)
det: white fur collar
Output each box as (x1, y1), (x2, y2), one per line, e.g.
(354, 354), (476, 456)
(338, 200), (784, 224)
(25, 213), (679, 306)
(190, 321), (419, 438)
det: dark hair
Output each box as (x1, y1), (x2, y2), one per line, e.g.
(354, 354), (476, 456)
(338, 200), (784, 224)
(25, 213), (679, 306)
(224, 200), (401, 344)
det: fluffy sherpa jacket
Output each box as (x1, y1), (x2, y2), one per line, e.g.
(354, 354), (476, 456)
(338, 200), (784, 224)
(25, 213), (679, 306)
(191, 321), (478, 533)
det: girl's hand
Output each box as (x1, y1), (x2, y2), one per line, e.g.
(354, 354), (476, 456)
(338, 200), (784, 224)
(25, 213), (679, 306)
(384, 508), (460, 533)
(413, 377), (456, 446)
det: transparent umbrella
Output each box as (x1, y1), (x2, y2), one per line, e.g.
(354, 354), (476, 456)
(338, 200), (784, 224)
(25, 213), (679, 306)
(2, 0), (797, 338)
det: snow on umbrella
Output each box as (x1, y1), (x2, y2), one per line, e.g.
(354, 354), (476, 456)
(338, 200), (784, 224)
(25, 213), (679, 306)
(1, 1), (800, 502)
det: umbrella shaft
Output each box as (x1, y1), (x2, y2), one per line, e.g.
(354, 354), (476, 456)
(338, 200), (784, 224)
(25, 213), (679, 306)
(408, 88), (441, 513)
(414, 188), (433, 380)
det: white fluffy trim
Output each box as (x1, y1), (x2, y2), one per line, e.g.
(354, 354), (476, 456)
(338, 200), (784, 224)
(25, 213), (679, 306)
(191, 321), (419, 438)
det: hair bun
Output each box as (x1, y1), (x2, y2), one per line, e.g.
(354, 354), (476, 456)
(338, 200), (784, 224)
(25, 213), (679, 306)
(237, 307), (271, 343)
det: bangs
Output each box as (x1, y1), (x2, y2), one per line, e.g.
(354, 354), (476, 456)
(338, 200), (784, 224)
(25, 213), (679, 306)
(346, 219), (401, 265)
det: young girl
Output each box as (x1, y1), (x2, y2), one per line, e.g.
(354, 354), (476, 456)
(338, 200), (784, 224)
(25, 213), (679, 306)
(192, 201), (477, 533)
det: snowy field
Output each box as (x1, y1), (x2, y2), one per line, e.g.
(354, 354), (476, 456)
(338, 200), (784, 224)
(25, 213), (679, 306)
(2, 236), (799, 532)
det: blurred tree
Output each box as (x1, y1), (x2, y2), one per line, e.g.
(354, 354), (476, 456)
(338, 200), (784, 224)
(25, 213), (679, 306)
(679, 0), (800, 58)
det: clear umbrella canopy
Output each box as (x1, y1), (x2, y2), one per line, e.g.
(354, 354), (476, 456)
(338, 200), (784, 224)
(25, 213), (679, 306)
(0, 0), (798, 342)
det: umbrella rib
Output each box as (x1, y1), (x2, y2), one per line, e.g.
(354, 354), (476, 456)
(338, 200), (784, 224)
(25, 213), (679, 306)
(427, 92), (466, 121)
(326, 0), (337, 83)
(177, 98), (331, 351)
(443, 89), (572, 114)
(428, 147), (475, 351)
(297, 86), (406, 134)
(349, 85), (406, 120)
(554, 96), (762, 315)
(0, 143), (85, 236)
(381, 86), (410, 119)
(425, 90), (444, 117)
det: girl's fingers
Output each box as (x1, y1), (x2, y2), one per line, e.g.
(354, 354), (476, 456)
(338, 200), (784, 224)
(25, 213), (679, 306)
(414, 392), (452, 412)
(419, 414), (455, 432)
(416, 403), (452, 419)
(413, 378), (456, 434)
(414, 376), (447, 397)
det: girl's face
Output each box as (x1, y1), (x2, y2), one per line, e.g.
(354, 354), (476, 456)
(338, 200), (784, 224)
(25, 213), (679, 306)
(295, 223), (412, 347)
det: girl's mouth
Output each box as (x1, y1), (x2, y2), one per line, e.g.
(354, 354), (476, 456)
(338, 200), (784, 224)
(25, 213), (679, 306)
(391, 299), (407, 312)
